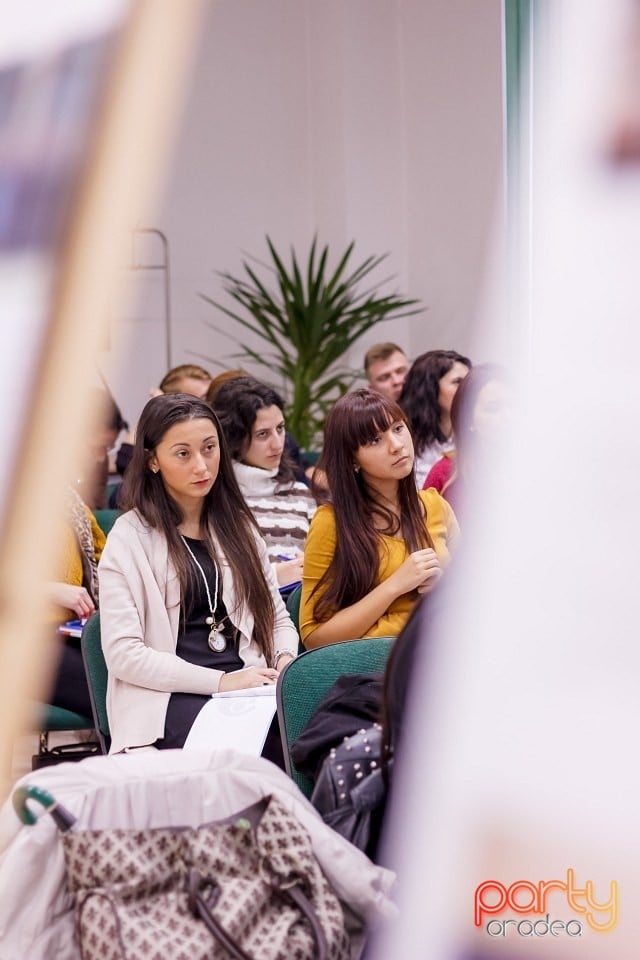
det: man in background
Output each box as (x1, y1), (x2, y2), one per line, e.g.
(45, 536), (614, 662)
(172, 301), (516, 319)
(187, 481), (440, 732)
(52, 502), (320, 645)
(364, 342), (410, 402)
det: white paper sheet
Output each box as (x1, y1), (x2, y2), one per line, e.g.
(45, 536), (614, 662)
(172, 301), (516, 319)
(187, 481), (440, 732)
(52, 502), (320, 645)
(183, 685), (277, 755)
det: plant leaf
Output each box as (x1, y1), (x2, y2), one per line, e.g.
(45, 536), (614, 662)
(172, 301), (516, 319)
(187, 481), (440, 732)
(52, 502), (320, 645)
(199, 237), (423, 448)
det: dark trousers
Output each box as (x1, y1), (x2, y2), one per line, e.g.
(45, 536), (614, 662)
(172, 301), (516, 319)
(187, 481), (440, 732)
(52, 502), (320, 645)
(49, 639), (92, 718)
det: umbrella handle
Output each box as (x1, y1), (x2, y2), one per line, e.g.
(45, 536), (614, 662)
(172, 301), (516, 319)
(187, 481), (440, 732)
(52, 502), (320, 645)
(12, 784), (76, 830)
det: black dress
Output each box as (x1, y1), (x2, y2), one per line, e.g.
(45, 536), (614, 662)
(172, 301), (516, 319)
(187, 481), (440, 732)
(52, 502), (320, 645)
(155, 537), (284, 768)
(154, 537), (242, 750)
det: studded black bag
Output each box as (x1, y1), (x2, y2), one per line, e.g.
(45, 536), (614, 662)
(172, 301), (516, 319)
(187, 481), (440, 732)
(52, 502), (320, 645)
(310, 724), (389, 858)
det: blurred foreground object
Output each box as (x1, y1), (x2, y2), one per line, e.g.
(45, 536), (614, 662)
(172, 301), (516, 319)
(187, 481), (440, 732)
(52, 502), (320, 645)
(606, 0), (640, 164)
(370, 0), (640, 956)
(0, 0), (205, 798)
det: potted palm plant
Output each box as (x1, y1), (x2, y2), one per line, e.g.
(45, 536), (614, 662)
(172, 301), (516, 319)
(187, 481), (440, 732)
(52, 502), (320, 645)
(200, 236), (421, 451)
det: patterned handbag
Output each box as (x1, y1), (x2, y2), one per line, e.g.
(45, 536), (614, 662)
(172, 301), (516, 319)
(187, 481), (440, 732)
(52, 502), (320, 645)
(15, 786), (351, 960)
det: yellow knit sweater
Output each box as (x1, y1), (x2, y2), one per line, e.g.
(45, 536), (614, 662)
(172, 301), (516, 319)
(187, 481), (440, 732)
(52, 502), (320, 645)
(51, 509), (106, 622)
(300, 489), (458, 642)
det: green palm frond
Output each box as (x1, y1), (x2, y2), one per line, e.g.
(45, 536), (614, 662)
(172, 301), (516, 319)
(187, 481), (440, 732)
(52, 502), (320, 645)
(199, 236), (422, 449)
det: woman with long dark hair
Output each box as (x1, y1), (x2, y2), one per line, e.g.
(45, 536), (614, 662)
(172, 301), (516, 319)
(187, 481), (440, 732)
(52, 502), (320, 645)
(399, 349), (471, 487)
(211, 376), (316, 591)
(424, 363), (510, 517)
(98, 394), (298, 754)
(300, 389), (458, 647)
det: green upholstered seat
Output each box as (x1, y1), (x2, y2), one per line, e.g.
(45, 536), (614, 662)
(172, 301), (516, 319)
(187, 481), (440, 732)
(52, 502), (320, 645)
(93, 509), (121, 537)
(285, 583), (302, 630)
(276, 636), (394, 799)
(284, 583), (305, 653)
(31, 703), (95, 769)
(40, 704), (92, 731)
(80, 612), (110, 754)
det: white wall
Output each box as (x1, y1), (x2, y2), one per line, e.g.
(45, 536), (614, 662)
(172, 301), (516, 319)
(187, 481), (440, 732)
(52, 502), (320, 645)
(102, 0), (505, 427)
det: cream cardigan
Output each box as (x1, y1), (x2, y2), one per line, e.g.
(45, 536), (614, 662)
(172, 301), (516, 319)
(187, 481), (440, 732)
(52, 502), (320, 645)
(98, 510), (298, 754)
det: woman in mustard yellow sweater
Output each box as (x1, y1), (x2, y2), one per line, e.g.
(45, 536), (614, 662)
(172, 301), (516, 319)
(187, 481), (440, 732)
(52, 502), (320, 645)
(45, 487), (106, 715)
(300, 390), (458, 647)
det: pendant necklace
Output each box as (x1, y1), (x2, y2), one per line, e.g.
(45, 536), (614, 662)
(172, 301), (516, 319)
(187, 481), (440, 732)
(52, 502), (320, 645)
(180, 536), (228, 652)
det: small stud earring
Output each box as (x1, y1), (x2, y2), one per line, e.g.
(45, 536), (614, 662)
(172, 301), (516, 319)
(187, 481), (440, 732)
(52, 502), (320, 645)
(354, 465), (360, 474)
(151, 467), (158, 474)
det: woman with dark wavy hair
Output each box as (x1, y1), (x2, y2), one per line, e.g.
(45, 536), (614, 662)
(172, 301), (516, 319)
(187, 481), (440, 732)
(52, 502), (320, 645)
(211, 376), (316, 591)
(98, 393), (298, 754)
(399, 349), (471, 487)
(299, 389), (458, 647)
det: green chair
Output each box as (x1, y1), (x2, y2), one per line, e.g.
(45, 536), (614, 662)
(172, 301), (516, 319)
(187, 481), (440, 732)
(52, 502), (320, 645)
(80, 612), (110, 754)
(284, 583), (304, 653)
(285, 583), (302, 625)
(276, 636), (394, 798)
(93, 508), (121, 537)
(32, 703), (97, 769)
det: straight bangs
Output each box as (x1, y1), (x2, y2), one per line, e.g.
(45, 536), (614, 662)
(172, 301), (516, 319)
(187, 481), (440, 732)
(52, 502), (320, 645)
(339, 390), (408, 453)
(314, 387), (430, 621)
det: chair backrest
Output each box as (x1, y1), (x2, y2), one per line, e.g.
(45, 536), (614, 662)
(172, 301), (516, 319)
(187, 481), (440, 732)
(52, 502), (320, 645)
(285, 583), (302, 629)
(93, 508), (121, 537)
(276, 636), (394, 798)
(80, 612), (110, 753)
(284, 583), (304, 653)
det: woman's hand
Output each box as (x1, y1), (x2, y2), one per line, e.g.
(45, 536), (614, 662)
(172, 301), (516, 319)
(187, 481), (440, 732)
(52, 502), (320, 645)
(48, 582), (95, 619)
(388, 549), (442, 597)
(274, 652), (295, 674)
(218, 666), (279, 692)
(416, 564), (443, 595)
(275, 556), (303, 588)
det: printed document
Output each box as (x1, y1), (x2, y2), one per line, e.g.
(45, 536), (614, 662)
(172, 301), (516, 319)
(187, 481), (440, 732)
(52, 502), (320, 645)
(183, 684), (277, 755)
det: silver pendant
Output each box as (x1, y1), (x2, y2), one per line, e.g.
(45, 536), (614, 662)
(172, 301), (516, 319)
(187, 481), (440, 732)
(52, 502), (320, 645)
(208, 624), (227, 653)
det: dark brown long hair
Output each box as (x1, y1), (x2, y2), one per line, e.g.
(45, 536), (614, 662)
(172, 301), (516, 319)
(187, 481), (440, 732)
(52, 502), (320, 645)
(210, 376), (296, 484)
(313, 389), (433, 622)
(399, 349), (471, 454)
(120, 394), (275, 662)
